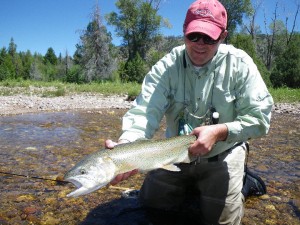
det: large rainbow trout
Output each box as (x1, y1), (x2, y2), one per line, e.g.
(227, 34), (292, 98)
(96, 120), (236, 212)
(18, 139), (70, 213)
(64, 135), (196, 197)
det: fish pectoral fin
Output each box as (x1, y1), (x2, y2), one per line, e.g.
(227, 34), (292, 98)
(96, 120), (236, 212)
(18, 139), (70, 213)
(161, 164), (181, 172)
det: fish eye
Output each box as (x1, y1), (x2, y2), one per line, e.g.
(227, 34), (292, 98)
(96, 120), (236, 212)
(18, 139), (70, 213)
(79, 169), (87, 175)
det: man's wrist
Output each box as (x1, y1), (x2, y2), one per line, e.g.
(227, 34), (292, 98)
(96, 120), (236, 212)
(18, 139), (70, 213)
(214, 124), (228, 141)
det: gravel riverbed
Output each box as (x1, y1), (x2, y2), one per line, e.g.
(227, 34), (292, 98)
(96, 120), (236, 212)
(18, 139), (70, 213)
(0, 93), (299, 116)
(0, 93), (133, 116)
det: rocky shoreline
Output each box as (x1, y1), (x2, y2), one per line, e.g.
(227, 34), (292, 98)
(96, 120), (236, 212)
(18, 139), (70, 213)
(0, 93), (299, 116)
(0, 93), (133, 116)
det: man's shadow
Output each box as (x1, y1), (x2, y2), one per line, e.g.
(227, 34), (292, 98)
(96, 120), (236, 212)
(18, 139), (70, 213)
(80, 166), (229, 225)
(80, 196), (203, 225)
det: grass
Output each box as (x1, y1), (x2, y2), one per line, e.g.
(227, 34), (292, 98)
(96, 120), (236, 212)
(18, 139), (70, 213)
(0, 80), (141, 97)
(0, 80), (299, 103)
(269, 87), (300, 103)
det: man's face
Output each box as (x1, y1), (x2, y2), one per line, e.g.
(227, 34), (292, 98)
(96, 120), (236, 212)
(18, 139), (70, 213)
(184, 31), (227, 66)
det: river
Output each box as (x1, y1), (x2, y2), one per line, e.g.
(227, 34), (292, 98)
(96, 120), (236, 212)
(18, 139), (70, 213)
(0, 110), (299, 224)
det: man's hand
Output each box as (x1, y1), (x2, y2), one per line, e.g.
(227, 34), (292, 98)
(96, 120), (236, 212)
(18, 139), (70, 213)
(105, 139), (138, 185)
(188, 124), (228, 156)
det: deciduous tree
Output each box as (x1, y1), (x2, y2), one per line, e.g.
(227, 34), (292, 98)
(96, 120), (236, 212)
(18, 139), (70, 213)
(106, 0), (168, 60)
(270, 34), (300, 88)
(220, 0), (252, 40)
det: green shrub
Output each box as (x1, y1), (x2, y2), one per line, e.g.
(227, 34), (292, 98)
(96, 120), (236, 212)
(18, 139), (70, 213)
(270, 35), (300, 88)
(66, 65), (84, 84)
(119, 54), (148, 83)
(230, 34), (272, 87)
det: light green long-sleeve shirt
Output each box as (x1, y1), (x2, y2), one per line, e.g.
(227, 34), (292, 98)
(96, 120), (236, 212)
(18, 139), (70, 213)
(119, 44), (274, 158)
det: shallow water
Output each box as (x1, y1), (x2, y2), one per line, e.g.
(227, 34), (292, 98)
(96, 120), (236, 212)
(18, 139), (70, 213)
(0, 110), (299, 225)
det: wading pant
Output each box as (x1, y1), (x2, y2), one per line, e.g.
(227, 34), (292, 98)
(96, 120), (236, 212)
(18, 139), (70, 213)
(139, 143), (246, 225)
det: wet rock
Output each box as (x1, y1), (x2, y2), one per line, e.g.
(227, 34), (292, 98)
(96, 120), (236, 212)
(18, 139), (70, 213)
(41, 212), (61, 225)
(259, 194), (270, 200)
(45, 197), (56, 205)
(15, 194), (36, 202)
(23, 206), (38, 214)
(20, 213), (27, 220)
(265, 219), (277, 225)
(27, 214), (40, 223)
(265, 204), (276, 211)
(256, 164), (269, 172)
(6, 209), (18, 219)
(271, 196), (282, 202)
(0, 218), (9, 225)
(25, 146), (38, 151)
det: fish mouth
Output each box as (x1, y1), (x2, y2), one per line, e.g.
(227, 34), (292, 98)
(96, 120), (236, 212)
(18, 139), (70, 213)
(65, 178), (83, 188)
(64, 177), (88, 197)
(64, 177), (103, 197)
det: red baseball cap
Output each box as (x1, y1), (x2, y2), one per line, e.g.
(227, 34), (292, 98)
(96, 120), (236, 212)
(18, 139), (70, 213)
(183, 0), (227, 40)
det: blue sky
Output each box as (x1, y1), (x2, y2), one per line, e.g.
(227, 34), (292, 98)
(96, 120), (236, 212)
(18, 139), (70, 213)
(1, 0), (298, 56)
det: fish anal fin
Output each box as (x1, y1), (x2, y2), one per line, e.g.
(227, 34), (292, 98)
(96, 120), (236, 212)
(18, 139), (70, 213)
(161, 164), (181, 172)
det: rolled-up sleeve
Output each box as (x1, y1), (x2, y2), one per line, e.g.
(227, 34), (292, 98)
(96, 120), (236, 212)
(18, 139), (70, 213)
(119, 56), (173, 142)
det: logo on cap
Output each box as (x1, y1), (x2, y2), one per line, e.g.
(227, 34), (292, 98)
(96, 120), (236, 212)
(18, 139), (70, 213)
(193, 8), (215, 20)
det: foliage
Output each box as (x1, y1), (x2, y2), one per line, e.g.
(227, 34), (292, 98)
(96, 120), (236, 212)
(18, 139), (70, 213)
(44, 47), (57, 65)
(106, 0), (167, 60)
(0, 40), (28, 81)
(0, 80), (141, 96)
(65, 64), (84, 84)
(30, 57), (43, 80)
(270, 34), (300, 88)
(0, 1), (299, 89)
(75, 5), (117, 82)
(145, 35), (184, 67)
(119, 53), (148, 83)
(220, 0), (252, 40)
(230, 34), (272, 87)
(0, 52), (15, 80)
(20, 50), (33, 79)
(269, 87), (300, 103)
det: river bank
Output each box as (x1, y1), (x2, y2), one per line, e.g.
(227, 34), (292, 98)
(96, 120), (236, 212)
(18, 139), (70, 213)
(0, 93), (299, 116)
(0, 93), (132, 116)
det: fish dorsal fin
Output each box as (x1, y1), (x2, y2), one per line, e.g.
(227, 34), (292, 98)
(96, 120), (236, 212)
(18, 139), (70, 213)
(161, 164), (181, 172)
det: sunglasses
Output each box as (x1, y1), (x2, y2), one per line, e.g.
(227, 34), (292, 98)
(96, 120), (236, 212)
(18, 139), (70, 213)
(186, 33), (221, 45)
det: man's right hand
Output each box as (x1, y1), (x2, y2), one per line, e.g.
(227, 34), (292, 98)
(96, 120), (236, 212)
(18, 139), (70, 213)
(105, 139), (139, 185)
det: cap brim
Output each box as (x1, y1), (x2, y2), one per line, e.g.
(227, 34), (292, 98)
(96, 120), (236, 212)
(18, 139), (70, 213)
(184, 20), (223, 40)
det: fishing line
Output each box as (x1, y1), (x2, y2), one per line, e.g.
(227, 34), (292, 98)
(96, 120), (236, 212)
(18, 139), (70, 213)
(0, 171), (134, 191)
(0, 171), (138, 198)
(0, 171), (69, 184)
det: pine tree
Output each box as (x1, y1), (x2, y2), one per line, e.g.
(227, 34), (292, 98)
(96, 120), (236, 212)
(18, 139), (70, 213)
(44, 47), (57, 65)
(76, 4), (116, 82)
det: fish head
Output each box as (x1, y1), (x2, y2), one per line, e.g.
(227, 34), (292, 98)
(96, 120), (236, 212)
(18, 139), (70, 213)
(64, 154), (116, 197)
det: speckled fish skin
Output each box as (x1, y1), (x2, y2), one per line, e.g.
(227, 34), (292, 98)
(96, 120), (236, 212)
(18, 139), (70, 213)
(64, 135), (195, 197)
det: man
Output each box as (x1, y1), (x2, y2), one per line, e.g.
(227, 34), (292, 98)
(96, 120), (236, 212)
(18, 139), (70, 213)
(106, 0), (273, 224)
